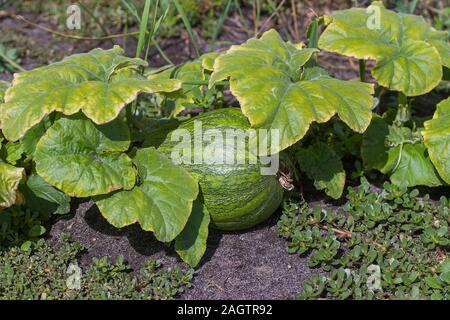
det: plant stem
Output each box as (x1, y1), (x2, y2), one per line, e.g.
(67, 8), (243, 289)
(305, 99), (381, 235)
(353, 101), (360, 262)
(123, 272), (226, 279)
(0, 50), (25, 72)
(172, 0), (200, 58)
(127, 0), (151, 129)
(78, 1), (112, 42)
(211, 0), (233, 43)
(144, 0), (159, 62)
(183, 80), (228, 86)
(359, 59), (366, 82)
(11, 13), (141, 40)
(395, 92), (411, 124)
(307, 19), (319, 49)
(306, 19), (319, 67)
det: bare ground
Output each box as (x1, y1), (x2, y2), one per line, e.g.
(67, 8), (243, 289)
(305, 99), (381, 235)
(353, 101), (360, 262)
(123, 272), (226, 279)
(48, 200), (321, 300)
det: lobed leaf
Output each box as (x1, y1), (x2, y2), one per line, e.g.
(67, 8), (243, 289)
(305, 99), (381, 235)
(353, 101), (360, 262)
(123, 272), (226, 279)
(96, 148), (199, 243)
(318, 1), (448, 96)
(0, 46), (182, 141)
(210, 29), (374, 153)
(34, 115), (136, 197)
(423, 97), (450, 184)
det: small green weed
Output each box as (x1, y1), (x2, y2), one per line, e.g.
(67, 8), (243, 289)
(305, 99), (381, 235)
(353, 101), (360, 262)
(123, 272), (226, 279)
(278, 178), (450, 300)
(0, 237), (193, 300)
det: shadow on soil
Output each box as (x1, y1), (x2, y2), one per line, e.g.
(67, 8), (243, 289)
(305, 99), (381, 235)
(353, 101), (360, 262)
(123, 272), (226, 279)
(48, 199), (320, 300)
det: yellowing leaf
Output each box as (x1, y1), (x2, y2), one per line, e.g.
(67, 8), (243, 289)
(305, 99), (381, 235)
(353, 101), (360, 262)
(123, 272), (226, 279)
(200, 52), (220, 71)
(96, 148), (199, 243)
(34, 115), (136, 197)
(0, 163), (24, 209)
(0, 80), (9, 103)
(319, 1), (448, 96)
(423, 97), (450, 184)
(0, 46), (182, 141)
(210, 29), (374, 153)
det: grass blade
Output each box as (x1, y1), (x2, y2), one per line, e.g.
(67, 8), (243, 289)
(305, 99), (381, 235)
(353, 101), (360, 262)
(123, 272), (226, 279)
(212, 0), (233, 43)
(172, 0), (200, 57)
(121, 0), (141, 22)
(136, 0), (152, 58)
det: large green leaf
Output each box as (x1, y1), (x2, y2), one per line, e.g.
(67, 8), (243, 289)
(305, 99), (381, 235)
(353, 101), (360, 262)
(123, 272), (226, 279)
(423, 97), (450, 184)
(34, 115), (136, 197)
(174, 199), (210, 267)
(0, 46), (182, 141)
(96, 148), (199, 242)
(297, 142), (345, 199)
(0, 163), (24, 209)
(362, 117), (442, 187)
(210, 29), (374, 153)
(389, 143), (442, 187)
(318, 1), (449, 96)
(20, 174), (71, 215)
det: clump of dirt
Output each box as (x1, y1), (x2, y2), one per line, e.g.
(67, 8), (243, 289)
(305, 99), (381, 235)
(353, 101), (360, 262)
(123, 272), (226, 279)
(48, 200), (321, 300)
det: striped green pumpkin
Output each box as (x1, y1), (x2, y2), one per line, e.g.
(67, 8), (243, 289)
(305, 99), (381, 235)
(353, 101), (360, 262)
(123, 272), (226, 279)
(158, 108), (283, 231)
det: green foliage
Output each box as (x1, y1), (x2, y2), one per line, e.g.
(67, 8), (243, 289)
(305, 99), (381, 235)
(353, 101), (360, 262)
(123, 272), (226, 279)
(362, 114), (444, 188)
(147, 53), (224, 117)
(20, 174), (71, 216)
(0, 238), (193, 300)
(0, 206), (49, 249)
(278, 178), (450, 300)
(0, 46), (181, 141)
(0, 81), (9, 102)
(423, 97), (450, 184)
(0, 163), (24, 210)
(174, 200), (210, 267)
(95, 147), (199, 243)
(1, 1), (449, 272)
(319, 1), (449, 96)
(297, 142), (345, 199)
(210, 29), (374, 154)
(434, 7), (450, 30)
(0, 43), (21, 73)
(34, 115), (137, 197)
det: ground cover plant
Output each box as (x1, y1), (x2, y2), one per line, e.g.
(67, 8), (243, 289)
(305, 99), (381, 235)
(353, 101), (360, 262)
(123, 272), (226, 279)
(0, 0), (449, 300)
(0, 236), (193, 300)
(278, 179), (450, 300)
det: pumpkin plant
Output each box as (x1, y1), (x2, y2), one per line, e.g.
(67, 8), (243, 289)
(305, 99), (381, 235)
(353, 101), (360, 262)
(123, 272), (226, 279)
(0, 81), (23, 210)
(1, 2), (448, 268)
(0, 47), (208, 266)
(208, 29), (375, 199)
(318, 1), (450, 188)
(1, 81), (72, 216)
